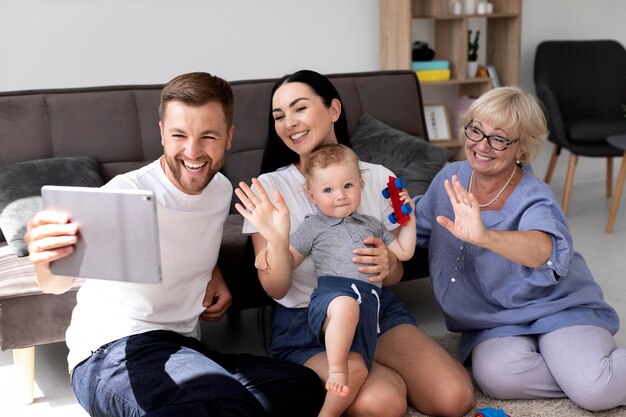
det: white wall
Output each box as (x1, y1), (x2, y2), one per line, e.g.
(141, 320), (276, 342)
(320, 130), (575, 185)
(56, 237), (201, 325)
(0, 0), (379, 91)
(521, 0), (626, 93)
(1, 0), (625, 92)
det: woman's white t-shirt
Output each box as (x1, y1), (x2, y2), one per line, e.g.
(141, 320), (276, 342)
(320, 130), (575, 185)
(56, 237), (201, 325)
(66, 159), (231, 371)
(242, 161), (397, 308)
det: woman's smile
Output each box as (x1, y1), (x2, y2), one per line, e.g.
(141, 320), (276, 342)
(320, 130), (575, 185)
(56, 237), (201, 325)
(290, 130), (310, 143)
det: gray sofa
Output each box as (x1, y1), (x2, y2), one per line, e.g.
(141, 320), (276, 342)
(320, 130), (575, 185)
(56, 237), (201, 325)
(0, 70), (449, 403)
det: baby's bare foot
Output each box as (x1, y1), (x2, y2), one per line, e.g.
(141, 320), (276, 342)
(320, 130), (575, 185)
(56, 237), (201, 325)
(325, 371), (350, 396)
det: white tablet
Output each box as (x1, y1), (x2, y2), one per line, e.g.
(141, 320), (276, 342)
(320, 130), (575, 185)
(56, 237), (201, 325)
(41, 185), (162, 283)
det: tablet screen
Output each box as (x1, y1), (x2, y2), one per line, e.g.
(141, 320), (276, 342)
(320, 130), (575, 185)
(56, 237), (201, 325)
(42, 185), (161, 283)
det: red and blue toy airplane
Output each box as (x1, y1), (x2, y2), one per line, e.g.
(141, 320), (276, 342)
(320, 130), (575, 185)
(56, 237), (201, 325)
(381, 176), (412, 227)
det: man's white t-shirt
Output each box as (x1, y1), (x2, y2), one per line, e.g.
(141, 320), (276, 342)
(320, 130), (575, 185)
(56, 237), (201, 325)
(242, 161), (397, 308)
(66, 159), (232, 371)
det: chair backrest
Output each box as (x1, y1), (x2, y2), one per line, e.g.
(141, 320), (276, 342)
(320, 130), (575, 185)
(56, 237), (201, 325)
(534, 40), (626, 120)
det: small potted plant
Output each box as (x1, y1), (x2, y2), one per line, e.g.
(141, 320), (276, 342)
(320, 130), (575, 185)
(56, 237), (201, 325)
(467, 29), (480, 77)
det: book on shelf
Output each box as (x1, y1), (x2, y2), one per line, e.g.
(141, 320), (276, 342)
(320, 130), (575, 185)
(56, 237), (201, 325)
(411, 60), (450, 71)
(486, 65), (501, 88)
(415, 69), (451, 82)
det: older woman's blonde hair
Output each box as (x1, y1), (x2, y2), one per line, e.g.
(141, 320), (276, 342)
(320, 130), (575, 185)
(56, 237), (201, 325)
(459, 86), (548, 164)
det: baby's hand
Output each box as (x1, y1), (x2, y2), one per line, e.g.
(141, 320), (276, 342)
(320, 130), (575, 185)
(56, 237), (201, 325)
(255, 248), (269, 274)
(399, 189), (415, 214)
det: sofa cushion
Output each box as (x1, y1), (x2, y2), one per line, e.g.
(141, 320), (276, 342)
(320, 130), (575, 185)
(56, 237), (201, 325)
(351, 113), (452, 197)
(47, 91), (144, 162)
(0, 156), (103, 256)
(0, 197), (43, 257)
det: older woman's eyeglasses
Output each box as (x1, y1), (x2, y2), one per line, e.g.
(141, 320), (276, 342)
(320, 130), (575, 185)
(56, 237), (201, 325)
(464, 123), (519, 151)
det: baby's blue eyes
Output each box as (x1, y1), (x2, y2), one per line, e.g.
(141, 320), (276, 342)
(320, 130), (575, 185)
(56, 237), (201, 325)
(322, 183), (353, 193)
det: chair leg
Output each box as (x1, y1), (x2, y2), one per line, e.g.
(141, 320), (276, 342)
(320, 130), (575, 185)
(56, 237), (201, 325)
(13, 346), (35, 405)
(607, 157), (613, 198)
(562, 153), (578, 216)
(544, 145), (559, 184)
(607, 151), (626, 233)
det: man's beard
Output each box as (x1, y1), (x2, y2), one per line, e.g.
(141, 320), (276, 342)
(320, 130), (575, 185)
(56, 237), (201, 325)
(164, 152), (225, 194)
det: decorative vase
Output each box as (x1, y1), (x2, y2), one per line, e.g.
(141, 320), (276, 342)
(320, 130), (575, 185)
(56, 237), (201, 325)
(477, 1), (487, 14)
(452, 1), (462, 15)
(463, 0), (476, 14)
(467, 61), (479, 78)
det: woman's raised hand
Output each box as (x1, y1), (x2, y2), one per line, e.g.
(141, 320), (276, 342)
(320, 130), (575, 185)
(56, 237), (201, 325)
(436, 175), (487, 245)
(235, 178), (291, 244)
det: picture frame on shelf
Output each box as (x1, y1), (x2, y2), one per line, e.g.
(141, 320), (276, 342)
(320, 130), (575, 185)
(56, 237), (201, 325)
(424, 104), (451, 141)
(486, 65), (501, 88)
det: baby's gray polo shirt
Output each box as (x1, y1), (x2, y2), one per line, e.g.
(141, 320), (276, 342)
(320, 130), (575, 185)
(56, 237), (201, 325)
(290, 211), (396, 286)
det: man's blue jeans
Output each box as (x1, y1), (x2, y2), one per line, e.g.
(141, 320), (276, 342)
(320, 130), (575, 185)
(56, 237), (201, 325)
(71, 330), (324, 417)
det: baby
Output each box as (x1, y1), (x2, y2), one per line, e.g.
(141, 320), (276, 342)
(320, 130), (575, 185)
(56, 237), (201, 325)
(239, 144), (416, 405)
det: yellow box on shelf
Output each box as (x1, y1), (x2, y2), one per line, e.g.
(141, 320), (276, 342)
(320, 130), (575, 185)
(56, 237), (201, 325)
(415, 69), (451, 82)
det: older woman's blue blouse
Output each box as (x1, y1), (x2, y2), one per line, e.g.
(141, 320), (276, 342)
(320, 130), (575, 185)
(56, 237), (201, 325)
(414, 161), (619, 363)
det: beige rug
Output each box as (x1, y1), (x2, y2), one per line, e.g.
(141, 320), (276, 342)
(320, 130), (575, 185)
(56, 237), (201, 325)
(405, 333), (626, 417)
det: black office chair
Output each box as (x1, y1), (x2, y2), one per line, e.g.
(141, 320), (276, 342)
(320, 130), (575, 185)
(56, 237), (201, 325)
(534, 40), (626, 216)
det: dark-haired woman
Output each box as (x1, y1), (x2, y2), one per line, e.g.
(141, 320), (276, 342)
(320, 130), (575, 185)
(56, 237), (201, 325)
(242, 70), (474, 417)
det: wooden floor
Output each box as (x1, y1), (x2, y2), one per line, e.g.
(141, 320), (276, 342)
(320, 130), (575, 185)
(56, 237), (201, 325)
(2, 144), (625, 417)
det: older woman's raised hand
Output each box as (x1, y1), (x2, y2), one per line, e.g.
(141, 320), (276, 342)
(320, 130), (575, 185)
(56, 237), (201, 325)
(235, 178), (291, 245)
(436, 175), (488, 245)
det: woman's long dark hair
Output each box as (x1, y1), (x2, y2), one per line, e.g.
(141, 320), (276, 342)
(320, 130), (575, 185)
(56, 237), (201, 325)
(260, 70), (351, 174)
(257, 70), (352, 350)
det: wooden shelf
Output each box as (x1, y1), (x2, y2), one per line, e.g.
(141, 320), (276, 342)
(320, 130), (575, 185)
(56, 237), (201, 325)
(431, 139), (465, 161)
(414, 12), (519, 19)
(431, 139), (461, 148)
(380, 0), (521, 152)
(420, 76), (491, 86)
(380, 0), (521, 85)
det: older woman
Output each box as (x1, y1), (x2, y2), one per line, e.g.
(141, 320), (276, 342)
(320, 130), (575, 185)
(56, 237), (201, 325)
(414, 86), (626, 412)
